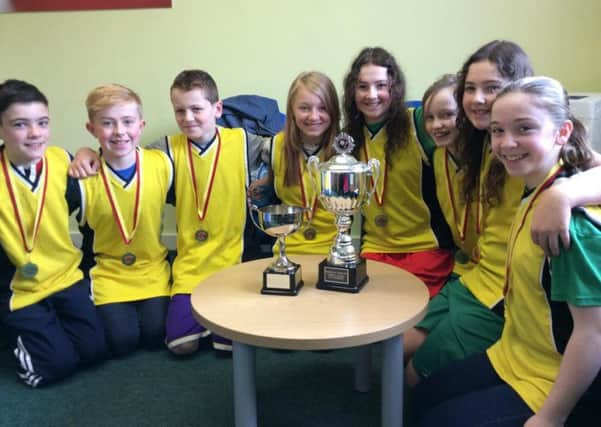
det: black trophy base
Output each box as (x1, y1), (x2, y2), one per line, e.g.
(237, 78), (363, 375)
(261, 265), (304, 296)
(316, 259), (369, 293)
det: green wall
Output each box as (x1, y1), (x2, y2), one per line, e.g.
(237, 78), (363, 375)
(1, 0), (600, 238)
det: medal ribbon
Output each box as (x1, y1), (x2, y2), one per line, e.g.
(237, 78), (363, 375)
(444, 149), (470, 242)
(502, 164), (563, 296)
(187, 129), (221, 221)
(100, 148), (142, 245)
(298, 156), (317, 221)
(1, 150), (48, 253)
(362, 141), (387, 207)
(473, 142), (495, 235)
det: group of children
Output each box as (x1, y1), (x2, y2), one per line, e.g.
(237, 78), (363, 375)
(0, 38), (599, 426)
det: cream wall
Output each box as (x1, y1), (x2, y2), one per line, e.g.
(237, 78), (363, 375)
(1, 0), (600, 239)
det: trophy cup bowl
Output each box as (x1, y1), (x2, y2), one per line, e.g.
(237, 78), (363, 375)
(249, 203), (306, 295)
(307, 133), (380, 293)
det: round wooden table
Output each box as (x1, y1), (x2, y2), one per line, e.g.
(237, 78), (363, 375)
(192, 255), (429, 427)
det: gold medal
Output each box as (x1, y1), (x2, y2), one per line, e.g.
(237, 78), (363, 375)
(303, 227), (317, 240)
(121, 252), (137, 266)
(195, 229), (209, 242)
(20, 262), (39, 279)
(374, 214), (388, 228)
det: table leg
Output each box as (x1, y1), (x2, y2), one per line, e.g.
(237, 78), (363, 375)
(381, 335), (403, 427)
(233, 341), (257, 427)
(354, 344), (372, 392)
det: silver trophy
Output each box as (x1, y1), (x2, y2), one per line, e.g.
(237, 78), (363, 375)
(308, 133), (380, 292)
(249, 204), (307, 295)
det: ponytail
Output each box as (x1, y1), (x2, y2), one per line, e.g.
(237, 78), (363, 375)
(560, 114), (592, 173)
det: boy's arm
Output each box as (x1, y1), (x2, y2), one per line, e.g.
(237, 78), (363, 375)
(68, 147), (100, 178)
(68, 137), (171, 179)
(525, 304), (601, 427)
(531, 163), (601, 257)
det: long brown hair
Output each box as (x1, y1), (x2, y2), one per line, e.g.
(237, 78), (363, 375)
(342, 47), (410, 166)
(283, 71), (340, 186)
(455, 40), (533, 204)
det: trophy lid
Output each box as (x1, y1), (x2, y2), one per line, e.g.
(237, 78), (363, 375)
(321, 133), (370, 173)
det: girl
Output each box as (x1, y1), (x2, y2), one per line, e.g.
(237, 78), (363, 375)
(404, 40), (599, 387)
(342, 47), (454, 297)
(404, 41), (532, 385)
(413, 76), (601, 427)
(262, 71), (340, 255)
(422, 73), (479, 277)
(403, 43), (527, 383)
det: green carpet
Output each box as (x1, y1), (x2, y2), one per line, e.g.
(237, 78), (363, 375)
(0, 340), (415, 426)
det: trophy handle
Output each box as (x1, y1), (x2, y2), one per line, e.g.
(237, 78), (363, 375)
(247, 199), (263, 231)
(365, 158), (381, 206)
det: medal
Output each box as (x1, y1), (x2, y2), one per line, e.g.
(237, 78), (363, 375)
(303, 227), (317, 240)
(100, 149), (142, 247)
(195, 229), (209, 242)
(374, 214), (388, 228)
(1, 150), (48, 275)
(187, 131), (221, 239)
(20, 262), (39, 279)
(454, 250), (469, 264)
(121, 252), (137, 266)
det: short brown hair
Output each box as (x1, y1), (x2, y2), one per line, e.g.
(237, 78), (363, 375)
(170, 69), (219, 103)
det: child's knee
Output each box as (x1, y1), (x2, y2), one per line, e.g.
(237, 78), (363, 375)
(77, 333), (108, 365)
(106, 327), (139, 357)
(140, 323), (166, 349)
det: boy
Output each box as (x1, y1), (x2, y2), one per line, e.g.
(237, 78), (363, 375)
(153, 70), (266, 354)
(70, 71), (267, 355)
(79, 84), (172, 357)
(0, 79), (107, 387)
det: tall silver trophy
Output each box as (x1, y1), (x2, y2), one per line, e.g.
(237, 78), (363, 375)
(308, 133), (380, 293)
(249, 204), (307, 295)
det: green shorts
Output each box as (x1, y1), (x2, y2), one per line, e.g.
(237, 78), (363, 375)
(412, 278), (504, 380)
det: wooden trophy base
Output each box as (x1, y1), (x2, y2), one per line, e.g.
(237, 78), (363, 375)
(261, 264), (304, 296)
(316, 259), (369, 293)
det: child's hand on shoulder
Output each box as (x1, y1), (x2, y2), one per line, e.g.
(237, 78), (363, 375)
(69, 147), (100, 179)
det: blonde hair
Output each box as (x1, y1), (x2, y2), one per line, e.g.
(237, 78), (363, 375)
(283, 71), (340, 186)
(85, 84), (143, 120)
